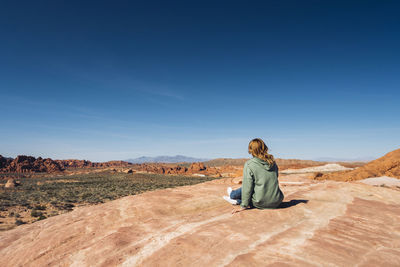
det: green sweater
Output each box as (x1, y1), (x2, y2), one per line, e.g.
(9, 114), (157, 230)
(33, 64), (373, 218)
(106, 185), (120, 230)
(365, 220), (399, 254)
(241, 157), (284, 209)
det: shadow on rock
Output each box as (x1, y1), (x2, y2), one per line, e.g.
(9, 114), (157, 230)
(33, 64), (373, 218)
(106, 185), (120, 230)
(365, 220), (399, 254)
(278, 199), (308, 209)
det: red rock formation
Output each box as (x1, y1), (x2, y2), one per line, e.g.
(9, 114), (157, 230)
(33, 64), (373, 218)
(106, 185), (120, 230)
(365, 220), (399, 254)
(315, 148), (400, 181)
(134, 164), (189, 175)
(189, 162), (206, 172)
(0, 156), (64, 173)
(55, 159), (94, 168)
(0, 156), (135, 174)
(99, 160), (132, 168)
(132, 162), (225, 176)
(0, 155), (12, 169)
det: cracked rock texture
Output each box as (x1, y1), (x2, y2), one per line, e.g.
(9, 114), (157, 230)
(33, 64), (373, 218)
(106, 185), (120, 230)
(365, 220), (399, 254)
(0, 175), (399, 267)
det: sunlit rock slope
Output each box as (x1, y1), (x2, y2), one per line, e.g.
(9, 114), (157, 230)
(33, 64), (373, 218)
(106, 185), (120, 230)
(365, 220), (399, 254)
(1, 175), (399, 266)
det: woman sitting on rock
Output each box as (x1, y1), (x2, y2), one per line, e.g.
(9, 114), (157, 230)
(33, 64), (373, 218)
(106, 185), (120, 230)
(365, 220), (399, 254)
(223, 138), (284, 213)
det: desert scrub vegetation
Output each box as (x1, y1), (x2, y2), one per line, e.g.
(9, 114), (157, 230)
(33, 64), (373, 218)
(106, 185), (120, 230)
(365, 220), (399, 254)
(0, 171), (217, 230)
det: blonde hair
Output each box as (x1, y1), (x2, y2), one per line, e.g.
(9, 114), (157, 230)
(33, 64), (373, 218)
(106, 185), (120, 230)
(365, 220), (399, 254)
(248, 138), (275, 166)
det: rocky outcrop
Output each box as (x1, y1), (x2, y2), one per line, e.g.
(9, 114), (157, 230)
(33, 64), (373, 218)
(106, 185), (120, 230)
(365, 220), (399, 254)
(0, 155), (221, 176)
(189, 162), (206, 172)
(0, 176), (399, 266)
(4, 178), (20, 188)
(0, 156), (12, 169)
(100, 161), (132, 168)
(315, 148), (400, 181)
(56, 159), (94, 168)
(0, 156), (64, 173)
(133, 162), (223, 176)
(0, 156), (134, 174)
(134, 164), (189, 175)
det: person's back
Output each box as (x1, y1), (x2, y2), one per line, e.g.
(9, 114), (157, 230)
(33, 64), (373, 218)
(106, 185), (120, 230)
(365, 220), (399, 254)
(223, 138), (285, 213)
(242, 157), (284, 209)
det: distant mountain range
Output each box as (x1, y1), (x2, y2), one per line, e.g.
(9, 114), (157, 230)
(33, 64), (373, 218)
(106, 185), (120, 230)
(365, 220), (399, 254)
(125, 155), (209, 164)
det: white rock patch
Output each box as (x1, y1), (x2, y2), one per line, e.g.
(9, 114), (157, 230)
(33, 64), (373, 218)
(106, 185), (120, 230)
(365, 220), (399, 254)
(281, 163), (354, 174)
(358, 176), (400, 187)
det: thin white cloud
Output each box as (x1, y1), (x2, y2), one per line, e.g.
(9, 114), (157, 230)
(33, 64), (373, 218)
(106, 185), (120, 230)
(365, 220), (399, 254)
(46, 62), (186, 101)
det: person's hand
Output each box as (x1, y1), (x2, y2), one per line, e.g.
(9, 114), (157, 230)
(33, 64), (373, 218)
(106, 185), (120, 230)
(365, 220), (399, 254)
(232, 206), (247, 214)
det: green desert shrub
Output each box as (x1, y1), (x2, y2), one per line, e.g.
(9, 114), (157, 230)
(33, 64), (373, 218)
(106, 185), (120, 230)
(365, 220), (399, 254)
(30, 210), (43, 217)
(15, 219), (26, 225)
(34, 204), (46, 210)
(38, 215), (46, 220)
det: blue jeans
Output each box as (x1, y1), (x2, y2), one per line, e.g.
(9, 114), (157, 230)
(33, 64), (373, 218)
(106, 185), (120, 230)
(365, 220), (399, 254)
(230, 187), (242, 205)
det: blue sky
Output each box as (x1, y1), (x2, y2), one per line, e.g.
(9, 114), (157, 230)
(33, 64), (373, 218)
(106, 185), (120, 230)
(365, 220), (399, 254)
(1, 1), (399, 161)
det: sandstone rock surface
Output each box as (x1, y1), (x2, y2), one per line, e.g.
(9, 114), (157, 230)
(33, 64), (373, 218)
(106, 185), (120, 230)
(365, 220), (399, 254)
(316, 148), (400, 181)
(1, 175), (399, 266)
